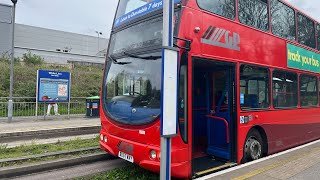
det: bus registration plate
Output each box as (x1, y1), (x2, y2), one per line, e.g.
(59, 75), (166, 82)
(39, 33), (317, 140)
(118, 151), (134, 163)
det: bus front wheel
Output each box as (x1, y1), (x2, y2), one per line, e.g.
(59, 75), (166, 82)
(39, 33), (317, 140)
(243, 130), (263, 163)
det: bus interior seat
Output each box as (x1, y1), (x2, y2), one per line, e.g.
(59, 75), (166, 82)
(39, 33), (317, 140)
(244, 94), (259, 108)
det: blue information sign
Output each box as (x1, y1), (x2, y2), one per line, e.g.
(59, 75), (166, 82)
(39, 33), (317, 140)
(37, 70), (71, 103)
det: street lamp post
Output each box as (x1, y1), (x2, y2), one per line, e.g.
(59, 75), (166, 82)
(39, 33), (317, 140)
(8, 0), (18, 123)
(95, 31), (102, 56)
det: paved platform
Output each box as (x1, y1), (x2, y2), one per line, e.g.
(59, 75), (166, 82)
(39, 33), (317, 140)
(199, 139), (320, 180)
(0, 116), (100, 134)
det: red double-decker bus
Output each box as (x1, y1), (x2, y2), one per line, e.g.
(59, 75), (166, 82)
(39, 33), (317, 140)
(100, 0), (320, 178)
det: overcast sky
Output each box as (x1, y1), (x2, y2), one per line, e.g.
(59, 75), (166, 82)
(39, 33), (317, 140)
(0, 0), (319, 38)
(286, 0), (320, 21)
(0, 0), (118, 38)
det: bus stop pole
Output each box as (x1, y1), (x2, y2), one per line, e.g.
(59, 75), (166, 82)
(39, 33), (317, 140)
(8, 1), (17, 123)
(67, 73), (71, 119)
(160, 0), (174, 179)
(35, 70), (39, 120)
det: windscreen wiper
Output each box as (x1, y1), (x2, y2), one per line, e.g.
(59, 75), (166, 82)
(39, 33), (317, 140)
(123, 52), (161, 60)
(108, 55), (132, 65)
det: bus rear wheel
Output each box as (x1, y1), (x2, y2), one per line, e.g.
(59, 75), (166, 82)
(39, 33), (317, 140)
(243, 130), (263, 163)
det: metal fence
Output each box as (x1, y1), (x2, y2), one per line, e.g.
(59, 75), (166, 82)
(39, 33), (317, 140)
(0, 97), (87, 118)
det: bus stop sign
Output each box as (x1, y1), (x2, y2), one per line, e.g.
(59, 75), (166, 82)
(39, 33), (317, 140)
(160, 46), (179, 137)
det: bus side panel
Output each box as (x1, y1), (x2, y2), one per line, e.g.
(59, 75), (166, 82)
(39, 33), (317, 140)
(199, 12), (287, 69)
(187, 4), (320, 164)
(239, 108), (320, 157)
(237, 125), (250, 163)
(262, 109), (320, 154)
(179, 6), (203, 178)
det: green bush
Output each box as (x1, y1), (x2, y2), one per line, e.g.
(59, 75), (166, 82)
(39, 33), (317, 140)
(22, 51), (44, 65)
(0, 51), (11, 62)
(0, 59), (103, 98)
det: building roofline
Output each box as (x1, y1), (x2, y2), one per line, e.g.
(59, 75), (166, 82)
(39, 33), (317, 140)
(16, 23), (109, 40)
(15, 46), (106, 58)
(0, 3), (12, 7)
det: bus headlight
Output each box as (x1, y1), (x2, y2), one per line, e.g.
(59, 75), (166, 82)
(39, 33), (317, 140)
(150, 150), (157, 159)
(100, 134), (104, 141)
(103, 136), (108, 143)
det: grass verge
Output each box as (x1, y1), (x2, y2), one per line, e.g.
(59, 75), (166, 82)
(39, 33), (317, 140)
(0, 136), (100, 160)
(74, 164), (159, 180)
(0, 148), (102, 168)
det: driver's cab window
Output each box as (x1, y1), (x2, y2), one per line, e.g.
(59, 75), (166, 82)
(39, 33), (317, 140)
(240, 65), (270, 110)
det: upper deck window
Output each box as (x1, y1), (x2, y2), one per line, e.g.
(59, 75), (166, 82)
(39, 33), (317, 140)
(271, 0), (296, 41)
(317, 24), (320, 51)
(298, 13), (316, 49)
(110, 17), (163, 54)
(239, 0), (269, 31)
(110, 12), (180, 55)
(197, 0), (235, 20)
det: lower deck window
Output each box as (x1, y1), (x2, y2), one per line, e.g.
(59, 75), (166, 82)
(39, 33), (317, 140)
(300, 74), (318, 107)
(317, 24), (320, 51)
(240, 65), (270, 110)
(273, 70), (298, 108)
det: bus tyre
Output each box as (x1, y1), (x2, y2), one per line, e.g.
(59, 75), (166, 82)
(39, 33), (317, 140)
(243, 130), (263, 163)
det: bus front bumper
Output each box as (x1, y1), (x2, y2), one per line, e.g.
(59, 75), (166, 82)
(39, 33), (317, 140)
(99, 133), (190, 178)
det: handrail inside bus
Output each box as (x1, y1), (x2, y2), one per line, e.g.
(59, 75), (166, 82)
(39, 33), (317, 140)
(206, 115), (229, 144)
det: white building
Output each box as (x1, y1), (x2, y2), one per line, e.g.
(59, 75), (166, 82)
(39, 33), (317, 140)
(15, 24), (108, 65)
(0, 3), (13, 57)
(0, 3), (108, 65)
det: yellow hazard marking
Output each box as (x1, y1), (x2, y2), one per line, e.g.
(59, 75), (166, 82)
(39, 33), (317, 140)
(196, 163), (235, 176)
(232, 147), (320, 180)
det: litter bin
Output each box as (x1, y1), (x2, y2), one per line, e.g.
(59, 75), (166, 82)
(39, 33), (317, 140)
(86, 96), (100, 117)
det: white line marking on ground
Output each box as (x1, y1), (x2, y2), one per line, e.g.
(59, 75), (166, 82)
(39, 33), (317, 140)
(196, 139), (320, 180)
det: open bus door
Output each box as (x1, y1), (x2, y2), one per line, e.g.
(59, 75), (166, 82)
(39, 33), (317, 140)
(192, 58), (237, 177)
